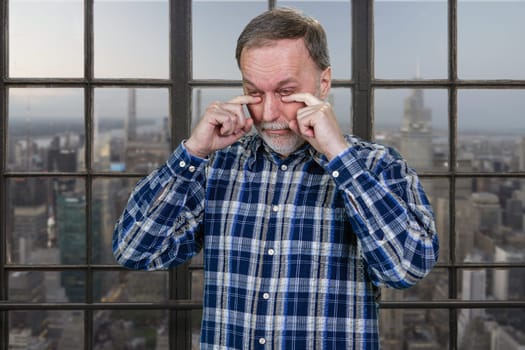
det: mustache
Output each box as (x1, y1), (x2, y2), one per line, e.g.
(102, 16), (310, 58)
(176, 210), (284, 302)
(259, 122), (291, 130)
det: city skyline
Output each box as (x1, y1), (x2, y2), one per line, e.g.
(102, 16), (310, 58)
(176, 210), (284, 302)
(6, 0), (525, 131)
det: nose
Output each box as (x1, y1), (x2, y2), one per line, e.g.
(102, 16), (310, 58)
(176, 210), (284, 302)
(261, 94), (281, 122)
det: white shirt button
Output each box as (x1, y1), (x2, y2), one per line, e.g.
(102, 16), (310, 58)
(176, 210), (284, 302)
(262, 292), (270, 300)
(259, 338), (266, 345)
(188, 165), (196, 173)
(179, 161), (186, 168)
(280, 164), (288, 171)
(272, 205), (279, 212)
(332, 170), (340, 178)
(267, 248), (275, 256)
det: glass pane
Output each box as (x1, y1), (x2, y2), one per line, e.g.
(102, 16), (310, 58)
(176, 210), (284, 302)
(458, 1), (525, 80)
(191, 269), (204, 301)
(457, 90), (525, 172)
(93, 310), (168, 349)
(456, 178), (524, 263)
(9, 0), (83, 78)
(191, 309), (203, 349)
(6, 177), (86, 265)
(93, 88), (170, 173)
(425, 178), (451, 264)
(521, 137), (525, 172)
(458, 268), (524, 301)
(381, 267), (448, 301)
(9, 310), (84, 349)
(94, 0), (169, 79)
(277, 1), (352, 79)
(92, 177), (141, 264)
(458, 309), (522, 350)
(374, 0), (447, 79)
(330, 88), (352, 134)
(374, 89), (449, 173)
(380, 309), (449, 349)
(9, 271), (79, 302)
(7, 88), (85, 172)
(94, 271), (168, 302)
(192, 87), (244, 131)
(192, 0), (267, 79)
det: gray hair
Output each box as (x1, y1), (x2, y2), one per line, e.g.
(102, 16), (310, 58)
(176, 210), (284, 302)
(235, 7), (330, 71)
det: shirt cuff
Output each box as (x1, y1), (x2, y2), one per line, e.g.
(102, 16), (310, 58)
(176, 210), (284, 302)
(326, 146), (367, 187)
(166, 142), (208, 180)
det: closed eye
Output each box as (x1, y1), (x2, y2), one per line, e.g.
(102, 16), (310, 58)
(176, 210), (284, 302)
(278, 89), (294, 96)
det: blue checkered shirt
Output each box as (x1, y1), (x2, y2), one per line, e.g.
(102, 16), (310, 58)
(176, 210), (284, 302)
(113, 134), (439, 349)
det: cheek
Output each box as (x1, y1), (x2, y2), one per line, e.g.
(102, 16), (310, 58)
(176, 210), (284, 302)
(247, 104), (262, 122)
(282, 102), (303, 122)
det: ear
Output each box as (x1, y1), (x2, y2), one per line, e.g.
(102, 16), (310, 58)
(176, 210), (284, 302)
(319, 66), (332, 100)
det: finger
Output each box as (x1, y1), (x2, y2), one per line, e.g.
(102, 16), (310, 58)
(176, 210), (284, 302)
(288, 119), (300, 135)
(281, 93), (321, 106)
(220, 103), (248, 132)
(216, 114), (235, 136)
(228, 95), (261, 105)
(297, 117), (315, 138)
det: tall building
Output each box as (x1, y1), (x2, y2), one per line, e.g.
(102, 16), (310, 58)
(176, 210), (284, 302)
(519, 137), (525, 171)
(126, 88), (137, 142)
(124, 88), (170, 172)
(56, 194), (86, 302)
(56, 192), (102, 302)
(493, 244), (525, 300)
(471, 192), (502, 233)
(400, 88), (433, 172)
(8, 177), (50, 264)
(458, 254), (487, 344)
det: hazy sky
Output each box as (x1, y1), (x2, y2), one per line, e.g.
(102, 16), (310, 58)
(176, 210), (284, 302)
(6, 0), (525, 133)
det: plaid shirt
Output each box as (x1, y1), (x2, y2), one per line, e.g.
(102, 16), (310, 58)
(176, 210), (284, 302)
(113, 134), (439, 349)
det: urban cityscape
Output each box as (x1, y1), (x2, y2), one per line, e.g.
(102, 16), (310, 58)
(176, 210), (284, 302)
(4, 85), (524, 349)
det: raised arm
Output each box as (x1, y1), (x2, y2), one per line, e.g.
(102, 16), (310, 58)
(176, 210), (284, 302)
(113, 95), (259, 270)
(327, 140), (439, 289)
(112, 144), (207, 270)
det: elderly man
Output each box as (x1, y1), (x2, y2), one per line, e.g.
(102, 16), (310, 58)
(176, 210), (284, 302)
(113, 7), (439, 349)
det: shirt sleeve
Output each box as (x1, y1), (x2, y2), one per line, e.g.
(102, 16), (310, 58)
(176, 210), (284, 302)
(326, 141), (439, 289)
(112, 142), (208, 270)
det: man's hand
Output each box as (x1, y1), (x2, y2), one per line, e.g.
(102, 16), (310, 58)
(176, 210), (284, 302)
(282, 93), (348, 160)
(185, 95), (260, 158)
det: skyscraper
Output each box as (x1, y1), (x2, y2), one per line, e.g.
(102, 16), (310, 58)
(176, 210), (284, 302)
(400, 88), (433, 172)
(126, 88), (137, 142)
(519, 136), (525, 171)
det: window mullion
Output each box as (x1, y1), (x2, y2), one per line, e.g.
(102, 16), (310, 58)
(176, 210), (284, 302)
(352, 0), (373, 141)
(84, 1), (94, 350)
(170, 1), (193, 349)
(1, 0), (7, 348)
(448, 1), (459, 349)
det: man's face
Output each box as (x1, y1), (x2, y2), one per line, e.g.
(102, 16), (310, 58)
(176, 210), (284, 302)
(239, 38), (331, 157)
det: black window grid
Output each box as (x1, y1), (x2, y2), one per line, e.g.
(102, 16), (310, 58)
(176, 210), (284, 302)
(0, 1), (524, 349)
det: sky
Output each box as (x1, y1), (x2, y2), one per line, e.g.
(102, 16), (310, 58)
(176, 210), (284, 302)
(6, 0), (525, 133)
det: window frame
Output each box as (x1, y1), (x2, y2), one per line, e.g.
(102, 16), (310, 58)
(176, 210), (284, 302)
(1, 1), (524, 349)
